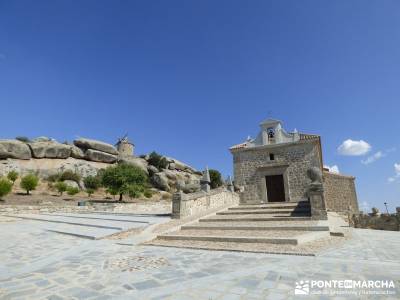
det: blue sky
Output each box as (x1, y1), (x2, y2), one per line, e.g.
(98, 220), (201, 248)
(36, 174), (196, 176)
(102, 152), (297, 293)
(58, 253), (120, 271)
(0, 1), (399, 212)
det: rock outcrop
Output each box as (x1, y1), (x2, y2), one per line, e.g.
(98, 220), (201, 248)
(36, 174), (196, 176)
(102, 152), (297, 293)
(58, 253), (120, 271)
(63, 180), (80, 189)
(165, 156), (200, 174)
(74, 138), (118, 155)
(85, 149), (117, 163)
(151, 172), (170, 191)
(0, 157), (110, 178)
(29, 142), (72, 159)
(0, 140), (32, 160)
(0, 135), (203, 195)
(70, 145), (85, 159)
(119, 156), (149, 174)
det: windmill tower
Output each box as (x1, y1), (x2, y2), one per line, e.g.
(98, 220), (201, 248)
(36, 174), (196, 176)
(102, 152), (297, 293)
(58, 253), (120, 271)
(115, 134), (135, 157)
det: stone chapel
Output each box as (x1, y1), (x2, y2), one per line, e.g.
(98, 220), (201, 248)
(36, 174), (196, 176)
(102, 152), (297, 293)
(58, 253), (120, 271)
(230, 119), (359, 213)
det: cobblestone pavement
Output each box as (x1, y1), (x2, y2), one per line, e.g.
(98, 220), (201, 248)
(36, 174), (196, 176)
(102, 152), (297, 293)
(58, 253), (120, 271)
(0, 218), (399, 300)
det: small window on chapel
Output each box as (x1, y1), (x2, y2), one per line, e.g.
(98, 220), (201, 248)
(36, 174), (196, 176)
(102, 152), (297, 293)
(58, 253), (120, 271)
(269, 153), (275, 161)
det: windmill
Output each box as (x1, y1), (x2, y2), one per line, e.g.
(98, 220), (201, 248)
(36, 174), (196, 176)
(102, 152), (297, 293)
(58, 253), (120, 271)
(115, 133), (135, 156)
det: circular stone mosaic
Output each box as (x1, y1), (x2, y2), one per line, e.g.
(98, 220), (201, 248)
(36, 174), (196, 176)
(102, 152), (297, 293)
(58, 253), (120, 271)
(103, 256), (170, 272)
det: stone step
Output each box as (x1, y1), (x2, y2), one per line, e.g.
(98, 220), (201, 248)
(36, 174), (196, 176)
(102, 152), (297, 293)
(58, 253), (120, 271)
(167, 229), (304, 238)
(181, 224), (330, 231)
(157, 231), (329, 245)
(148, 239), (315, 255)
(199, 216), (312, 222)
(157, 234), (300, 245)
(234, 203), (310, 210)
(239, 201), (309, 205)
(192, 220), (321, 226)
(217, 209), (310, 215)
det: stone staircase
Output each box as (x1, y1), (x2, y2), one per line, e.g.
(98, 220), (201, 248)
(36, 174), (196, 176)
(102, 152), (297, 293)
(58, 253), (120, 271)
(154, 201), (332, 249)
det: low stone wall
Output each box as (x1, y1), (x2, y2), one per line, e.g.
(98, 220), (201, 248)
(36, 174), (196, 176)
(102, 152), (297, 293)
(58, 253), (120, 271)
(323, 172), (359, 213)
(0, 205), (97, 215)
(352, 213), (400, 231)
(0, 201), (172, 215)
(172, 187), (240, 219)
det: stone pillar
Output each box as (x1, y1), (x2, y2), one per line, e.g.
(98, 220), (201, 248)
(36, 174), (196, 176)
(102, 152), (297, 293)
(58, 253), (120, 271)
(308, 191), (328, 220)
(200, 167), (211, 193)
(226, 175), (234, 192)
(172, 191), (184, 219)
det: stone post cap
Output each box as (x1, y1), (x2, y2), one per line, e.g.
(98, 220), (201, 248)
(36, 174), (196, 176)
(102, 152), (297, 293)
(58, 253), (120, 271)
(226, 175), (233, 186)
(201, 166), (210, 183)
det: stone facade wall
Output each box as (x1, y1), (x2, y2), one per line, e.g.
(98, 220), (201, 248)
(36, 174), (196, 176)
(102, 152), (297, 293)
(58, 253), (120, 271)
(232, 140), (322, 204)
(323, 172), (359, 213)
(172, 187), (240, 219)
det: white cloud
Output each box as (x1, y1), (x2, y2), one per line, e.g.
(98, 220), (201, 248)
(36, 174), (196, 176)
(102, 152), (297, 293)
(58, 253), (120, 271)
(395, 163), (400, 176)
(362, 148), (396, 165)
(361, 151), (384, 165)
(324, 164), (340, 174)
(338, 139), (371, 156)
(387, 163), (400, 183)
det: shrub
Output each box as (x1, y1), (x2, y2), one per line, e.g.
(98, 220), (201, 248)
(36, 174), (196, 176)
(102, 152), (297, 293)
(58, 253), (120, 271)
(7, 171), (18, 184)
(0, 178), (12, 199)
(46, 174), (60, 183)
(144, 190), (153, 198)
(209, 169), (223, 189)
(15, 136), (31, 143)
(66, 186), (79, 196)
(101, 163), (148, 201)
(54, 181), (68, 195)
(20, 174), (39, 195)
(161, 192), (172, 200)
(86, 188), (95, 197)
(147, 151), (168, 170)
(83, 175), (101, 190)
(59, 170), (81, 183)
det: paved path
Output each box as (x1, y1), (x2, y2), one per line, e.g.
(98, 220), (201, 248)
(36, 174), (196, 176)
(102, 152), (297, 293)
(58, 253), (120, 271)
(5, 212), (169, 239)
(0, 217), (399, 300)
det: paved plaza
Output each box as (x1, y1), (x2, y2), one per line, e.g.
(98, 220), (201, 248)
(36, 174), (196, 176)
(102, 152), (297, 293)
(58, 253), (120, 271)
(0, 215), (399, 300)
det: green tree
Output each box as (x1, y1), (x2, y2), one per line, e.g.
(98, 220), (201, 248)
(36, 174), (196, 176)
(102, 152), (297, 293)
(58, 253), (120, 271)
(66, 186), (80, 196)
(7, 171), (18, 185)
(0, 178), (12, 200)
(86, 188), (95, 197)
(20, 174), (39, 195)
(126, 184), (145, 199)
(209, 169), (223, 189)
(54, 182), (68, 195)
(83, 175), (101, 190)
(101, 163), (148, 201)
(106, 188), (118, 200)
(147, 151), (168, 170)
(83, 175), (101, 197)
